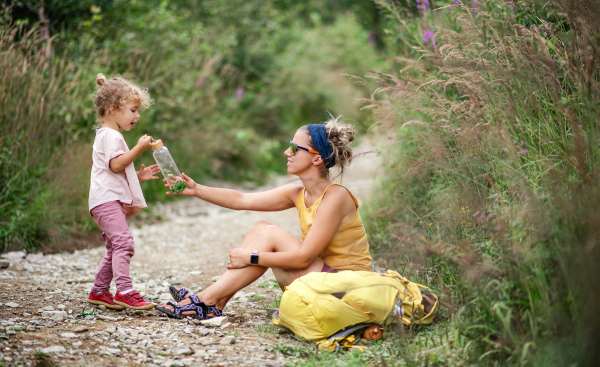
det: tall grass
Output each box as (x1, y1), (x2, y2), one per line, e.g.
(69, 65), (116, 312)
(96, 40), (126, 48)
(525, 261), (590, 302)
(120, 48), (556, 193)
(0, 24), (97, 251)
(361, 0), (600, 364)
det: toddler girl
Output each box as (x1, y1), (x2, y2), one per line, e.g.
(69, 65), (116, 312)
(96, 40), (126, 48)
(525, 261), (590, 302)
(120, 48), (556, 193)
(87, 73), (159, 310)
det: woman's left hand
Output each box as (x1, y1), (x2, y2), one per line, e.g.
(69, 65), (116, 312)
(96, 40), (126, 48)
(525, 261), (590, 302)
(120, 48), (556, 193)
(227, 248), (251, 269)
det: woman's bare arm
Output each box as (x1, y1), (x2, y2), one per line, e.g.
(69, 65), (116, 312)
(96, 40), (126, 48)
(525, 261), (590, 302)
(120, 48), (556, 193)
(171, 172), (302, 212)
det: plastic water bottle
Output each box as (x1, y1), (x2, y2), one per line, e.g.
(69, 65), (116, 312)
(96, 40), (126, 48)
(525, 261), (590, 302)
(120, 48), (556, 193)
(151, 139), (187, 194)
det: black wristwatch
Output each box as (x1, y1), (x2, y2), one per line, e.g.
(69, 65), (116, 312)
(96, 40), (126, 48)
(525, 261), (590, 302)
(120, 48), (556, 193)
(250, 250), (259, 265)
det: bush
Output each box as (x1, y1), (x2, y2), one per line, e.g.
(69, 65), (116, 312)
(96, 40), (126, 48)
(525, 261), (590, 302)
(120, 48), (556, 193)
(361, 0), (600, 364)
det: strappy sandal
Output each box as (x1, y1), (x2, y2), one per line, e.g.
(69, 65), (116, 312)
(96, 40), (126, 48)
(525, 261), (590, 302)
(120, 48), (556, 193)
(155, 300), (203, 320)
(169, 286), (189, 302)
(155, 294), (223, 320)
(188, 294), (224, 318)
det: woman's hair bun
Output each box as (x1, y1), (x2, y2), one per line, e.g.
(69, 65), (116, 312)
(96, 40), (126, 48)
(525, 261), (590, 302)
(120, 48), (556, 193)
(96, 73), (107, 87)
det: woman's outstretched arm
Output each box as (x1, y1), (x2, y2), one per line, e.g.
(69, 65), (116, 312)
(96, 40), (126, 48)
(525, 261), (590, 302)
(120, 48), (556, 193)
(168, 172), (301, 211)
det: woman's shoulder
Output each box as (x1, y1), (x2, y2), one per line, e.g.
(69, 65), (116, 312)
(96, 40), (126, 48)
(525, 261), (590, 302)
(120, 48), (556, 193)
(322, 183), (355, 204)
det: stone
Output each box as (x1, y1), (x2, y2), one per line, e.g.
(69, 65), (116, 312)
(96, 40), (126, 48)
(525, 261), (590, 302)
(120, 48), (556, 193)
(40, 345), (67, 354)
(97, 314), (118, 322)
(220, 322), (232, 330)
(0, 261), (8, 268)
(58, 332), (79, 338)
(146, 349), (158, 359)
(180, 357), (195, 366)
(200, 316), (228, 327)
(219, 336), (236, 345)
(1, 250), (26, 261)
(196, 327), (214, 336)
(105, 347), (121, 356)
(163, 360), (184, 367)
(74, 326), (89, 333)
(42, 311), (67, 320)
(5, 302), (18, 308)
(172, 347), (193, 355)
(41, 306), (54, 311)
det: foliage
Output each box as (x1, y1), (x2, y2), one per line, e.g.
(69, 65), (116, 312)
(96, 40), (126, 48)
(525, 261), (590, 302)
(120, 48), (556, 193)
(360, 0), (600, 365)
(0, 0), (386, 251)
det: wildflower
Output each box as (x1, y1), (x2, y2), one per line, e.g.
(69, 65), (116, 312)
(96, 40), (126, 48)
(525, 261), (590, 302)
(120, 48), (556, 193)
(235, 87), (244, 100)
(422, 29), (436, 46)
(416, 0), (430, 12)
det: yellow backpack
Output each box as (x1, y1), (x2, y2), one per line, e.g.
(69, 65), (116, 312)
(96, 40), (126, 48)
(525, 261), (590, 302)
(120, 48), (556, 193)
(273, 270), (438, 350)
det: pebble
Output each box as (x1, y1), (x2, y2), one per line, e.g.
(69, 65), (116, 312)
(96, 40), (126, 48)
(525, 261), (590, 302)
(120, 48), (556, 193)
(97, 314), (118, 321)
(42, 311), (67, 320)
(5, 302), (18, 308)
(172, 347), (193, 355)
(200, 316), (228, 327)
(196, 327), (214, 336)
(40, 345), (66, 354)
(105, 347), (122, 356)
(220, 336), (236, 345)
(58, 332), (79, 338)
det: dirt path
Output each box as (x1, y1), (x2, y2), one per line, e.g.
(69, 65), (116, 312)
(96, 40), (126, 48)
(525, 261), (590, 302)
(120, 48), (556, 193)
(0, 139), (380, 367)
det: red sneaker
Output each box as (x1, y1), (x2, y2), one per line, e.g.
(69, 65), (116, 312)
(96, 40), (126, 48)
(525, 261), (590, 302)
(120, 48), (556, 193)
(114, 290), (154, 310)
(88, 291), (125, 310)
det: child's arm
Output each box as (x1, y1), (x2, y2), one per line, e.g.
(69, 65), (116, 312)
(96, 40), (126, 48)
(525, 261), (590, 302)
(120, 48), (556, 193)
(137, 163), (161, 181)
(110, 134), (152, 173)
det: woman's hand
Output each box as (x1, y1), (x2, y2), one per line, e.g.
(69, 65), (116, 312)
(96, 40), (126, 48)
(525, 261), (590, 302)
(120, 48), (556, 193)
(137, 163), (160, 181)
(227, 248), (251, 269)
(165, 172), (197, 196)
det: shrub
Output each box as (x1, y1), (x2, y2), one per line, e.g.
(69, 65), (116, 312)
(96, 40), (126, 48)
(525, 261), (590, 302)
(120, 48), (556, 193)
(361, 0), (600, 364)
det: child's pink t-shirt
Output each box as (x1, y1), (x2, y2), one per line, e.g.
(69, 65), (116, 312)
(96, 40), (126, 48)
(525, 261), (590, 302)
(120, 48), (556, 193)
(88, 127), (147, 214)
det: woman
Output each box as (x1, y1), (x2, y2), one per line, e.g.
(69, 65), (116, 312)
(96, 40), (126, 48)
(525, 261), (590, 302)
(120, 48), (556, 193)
(156, 116), (373, 319)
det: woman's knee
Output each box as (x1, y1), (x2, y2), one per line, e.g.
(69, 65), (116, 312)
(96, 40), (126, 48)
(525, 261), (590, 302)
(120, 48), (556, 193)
(245, 221), (271, 237)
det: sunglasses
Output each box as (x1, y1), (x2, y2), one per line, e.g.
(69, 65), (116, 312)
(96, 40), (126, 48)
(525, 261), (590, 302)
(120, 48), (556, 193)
(289, 141), (319, 156)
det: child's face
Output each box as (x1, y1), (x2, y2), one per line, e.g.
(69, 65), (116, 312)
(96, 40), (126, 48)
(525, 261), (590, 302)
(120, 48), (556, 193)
(113, 101), (141, 132)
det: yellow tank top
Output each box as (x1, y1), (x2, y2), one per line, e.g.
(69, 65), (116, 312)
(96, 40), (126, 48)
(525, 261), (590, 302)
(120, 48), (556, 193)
(295, 182), (373, 271)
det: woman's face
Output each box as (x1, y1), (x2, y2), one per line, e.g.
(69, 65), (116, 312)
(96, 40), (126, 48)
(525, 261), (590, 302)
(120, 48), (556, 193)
(285, 130), (319, 175)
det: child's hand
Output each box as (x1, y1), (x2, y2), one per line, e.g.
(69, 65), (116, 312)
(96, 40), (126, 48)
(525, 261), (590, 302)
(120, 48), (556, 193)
(165, 172), (196, 196)
(136, 134), (153, 151)
(137, 164), (161, 181)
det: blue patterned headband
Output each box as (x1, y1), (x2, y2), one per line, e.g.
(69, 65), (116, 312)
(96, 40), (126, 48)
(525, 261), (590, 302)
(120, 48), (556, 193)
(307, 124), (335, 169)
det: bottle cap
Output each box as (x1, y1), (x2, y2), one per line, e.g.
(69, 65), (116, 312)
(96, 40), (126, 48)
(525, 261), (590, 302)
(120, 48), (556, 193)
(151, 139), (164, 151)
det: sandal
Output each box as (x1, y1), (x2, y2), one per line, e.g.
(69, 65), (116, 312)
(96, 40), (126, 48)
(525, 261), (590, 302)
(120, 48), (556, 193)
(187, 294), (223, 318)
(169, 286), (189, 302)
(155, 294), (223, 320)
(155, 301), (203, 320)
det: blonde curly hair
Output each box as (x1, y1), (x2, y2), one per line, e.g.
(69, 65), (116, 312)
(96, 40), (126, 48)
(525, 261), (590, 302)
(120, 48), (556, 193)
(93, 73), (153, 126)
